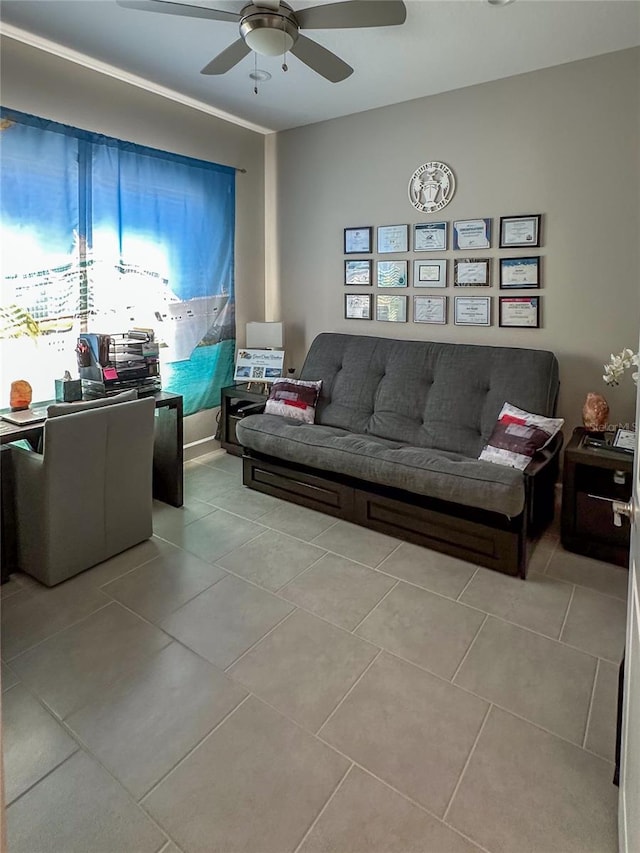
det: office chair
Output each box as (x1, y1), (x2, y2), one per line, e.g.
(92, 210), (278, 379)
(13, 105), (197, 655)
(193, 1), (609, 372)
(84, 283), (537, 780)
(9, 396), (156, 586)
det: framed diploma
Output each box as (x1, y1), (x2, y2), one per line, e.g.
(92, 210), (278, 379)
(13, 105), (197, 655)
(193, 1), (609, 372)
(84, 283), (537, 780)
(377, 260), (408, 288)
(499, 214), (541, 248)
(500, 256), (540, 289)
(454, 258), (491, 286)
(453, 218), (491, 250)
(414, 295), (447, 324)
(376, 294), (408, 323)
(454, 296), (491, 326)
(377, 224), (409, 253)
(344, 226), (372, 254)
(499, 296), (540, 328)
(345, 293), (373, 320)
(414, 259), (446, 288)
(344, 259), (372, 285)
(413, 221), (447, 252)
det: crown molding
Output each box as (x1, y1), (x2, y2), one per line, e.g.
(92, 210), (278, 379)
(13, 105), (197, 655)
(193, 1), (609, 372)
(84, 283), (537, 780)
(0, 23), (274, 136)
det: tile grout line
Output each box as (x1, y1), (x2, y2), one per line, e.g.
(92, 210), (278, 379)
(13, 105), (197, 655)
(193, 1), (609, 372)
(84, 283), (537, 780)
(558, 584), (576, 642)
(139, 693), (253, 804)
(315, 649), (384, 736)
(349, 579), (401, 634)
(101, 566), (229, 623)
(3, 600), (113, 664)
(449, 613), (489, 683)
(310, 735), (494, 853)
(291, 763), (354, 853)
(273, 549), (333, 595)
(582, 657), (600, 750)
(374, 646), (613, 760)
(442, 703), (493, 824)
(223, 607), (299, 673)
(4, 750), (80, 810)
(455, 566), (481, 602)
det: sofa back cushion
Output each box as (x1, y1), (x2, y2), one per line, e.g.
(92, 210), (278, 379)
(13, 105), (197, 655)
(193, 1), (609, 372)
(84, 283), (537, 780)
(299, 333), (559, 458)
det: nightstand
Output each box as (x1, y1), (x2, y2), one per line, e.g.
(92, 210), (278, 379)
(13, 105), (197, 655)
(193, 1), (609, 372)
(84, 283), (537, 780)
(561, 427), (633, 567)
(220, 384), (267, 456)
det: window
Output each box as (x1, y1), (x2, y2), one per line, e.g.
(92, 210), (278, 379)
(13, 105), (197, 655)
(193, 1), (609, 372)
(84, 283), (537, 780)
(0, 109), (235, 414)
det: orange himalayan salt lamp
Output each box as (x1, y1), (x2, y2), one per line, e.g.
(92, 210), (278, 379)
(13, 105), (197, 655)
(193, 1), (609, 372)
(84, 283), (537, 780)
(10, 379), (32, 411)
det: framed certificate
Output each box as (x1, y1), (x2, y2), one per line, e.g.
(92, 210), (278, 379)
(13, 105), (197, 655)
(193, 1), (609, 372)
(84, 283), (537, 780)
(345, 293), (372, 320)
(376, 294), (408, 323)
(414, 259), (446, 288)
(454, 258), (491, 286)
(344, 226), (372, 254)
(413, 221), (447, 252)
(453, 218), (491, 250)
(454, 296), (491, 326)
(499, 214), (541, 248)
(612, 428), (635, 453)
(344, 259), (372, 285)
(377, 224), (409, 253)
(499, 296), (540, 328)
(500, 256), (540, 289)
(377, 260), (408, 288)
(414, 295), (447, 324)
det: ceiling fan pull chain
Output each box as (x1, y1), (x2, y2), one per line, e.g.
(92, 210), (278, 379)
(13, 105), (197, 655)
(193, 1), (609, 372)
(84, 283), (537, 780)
(282, 20), (288, 72)
(253, 52), (259, 94)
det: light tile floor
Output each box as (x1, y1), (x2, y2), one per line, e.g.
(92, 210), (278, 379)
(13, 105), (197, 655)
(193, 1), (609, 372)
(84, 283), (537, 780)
(1, 451), (628, 853)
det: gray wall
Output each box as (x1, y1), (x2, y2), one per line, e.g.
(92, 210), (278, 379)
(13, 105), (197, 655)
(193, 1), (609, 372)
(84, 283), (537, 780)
(275, 48), (640, 435)
(1, 36), (266, 447)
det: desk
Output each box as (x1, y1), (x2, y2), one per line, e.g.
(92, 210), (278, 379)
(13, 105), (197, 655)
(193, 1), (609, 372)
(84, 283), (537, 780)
(0, 391), (183, 507)
(0, 392), (183, 582)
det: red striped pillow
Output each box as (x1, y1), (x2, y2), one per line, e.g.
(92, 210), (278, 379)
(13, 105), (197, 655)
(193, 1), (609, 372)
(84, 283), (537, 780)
(264, 378), (322, 424)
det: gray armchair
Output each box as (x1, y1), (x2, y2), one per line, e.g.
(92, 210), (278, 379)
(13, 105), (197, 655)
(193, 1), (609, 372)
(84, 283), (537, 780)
(10, 396), (156, 586)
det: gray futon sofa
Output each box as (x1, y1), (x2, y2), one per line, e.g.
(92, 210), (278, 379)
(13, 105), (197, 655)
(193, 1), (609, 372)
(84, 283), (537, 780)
(236, 333), (562, 577)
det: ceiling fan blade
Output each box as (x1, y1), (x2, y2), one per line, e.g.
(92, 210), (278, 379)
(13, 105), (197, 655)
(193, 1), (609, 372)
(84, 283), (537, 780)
(290, 34), (353, 83)
(117, 1), (240, 23)
(296, 0), (406, 30)
(201, 38), (251, 74)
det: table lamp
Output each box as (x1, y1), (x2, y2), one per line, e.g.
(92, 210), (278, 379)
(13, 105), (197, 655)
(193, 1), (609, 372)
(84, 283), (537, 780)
(246, 322), (284, 350)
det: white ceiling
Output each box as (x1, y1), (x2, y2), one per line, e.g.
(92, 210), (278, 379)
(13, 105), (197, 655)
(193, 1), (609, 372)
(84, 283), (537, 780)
(1, 0), (639, 133)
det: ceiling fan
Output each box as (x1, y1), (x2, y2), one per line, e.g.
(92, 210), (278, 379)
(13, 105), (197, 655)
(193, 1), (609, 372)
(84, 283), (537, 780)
(117, 0), (407, 82)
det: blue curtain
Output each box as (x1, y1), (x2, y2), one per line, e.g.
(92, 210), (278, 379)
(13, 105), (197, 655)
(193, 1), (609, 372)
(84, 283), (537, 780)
(0, 108), (235, 415)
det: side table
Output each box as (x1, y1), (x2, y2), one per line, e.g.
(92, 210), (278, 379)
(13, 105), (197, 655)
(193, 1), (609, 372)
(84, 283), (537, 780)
(561, 427), (633, 567)
(220, 384), (267, 456)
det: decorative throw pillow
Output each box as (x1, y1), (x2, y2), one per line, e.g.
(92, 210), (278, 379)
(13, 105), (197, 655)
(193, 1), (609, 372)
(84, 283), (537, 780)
(479, 402), (564, 471)
(264, 378), (322, 424)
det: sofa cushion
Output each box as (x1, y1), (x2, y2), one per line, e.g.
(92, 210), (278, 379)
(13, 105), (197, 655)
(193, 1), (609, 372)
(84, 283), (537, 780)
(299, 333), (559, 459)
(236, 414), (525, 517)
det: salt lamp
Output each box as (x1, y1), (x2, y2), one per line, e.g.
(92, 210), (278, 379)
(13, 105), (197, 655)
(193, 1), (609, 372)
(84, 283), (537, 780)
(10, 379), (32, 411)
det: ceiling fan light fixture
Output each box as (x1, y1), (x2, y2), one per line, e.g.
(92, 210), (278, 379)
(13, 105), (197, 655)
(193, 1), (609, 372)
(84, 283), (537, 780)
(240, 13), (297, 56)
(487, 0), (515, 5)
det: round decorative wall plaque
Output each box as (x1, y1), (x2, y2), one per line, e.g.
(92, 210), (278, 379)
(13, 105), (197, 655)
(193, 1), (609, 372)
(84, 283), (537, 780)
(408, 161), (455, 213)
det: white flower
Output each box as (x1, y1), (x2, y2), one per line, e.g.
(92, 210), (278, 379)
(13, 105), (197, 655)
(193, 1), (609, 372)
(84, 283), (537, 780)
(603, 348), (639, 386)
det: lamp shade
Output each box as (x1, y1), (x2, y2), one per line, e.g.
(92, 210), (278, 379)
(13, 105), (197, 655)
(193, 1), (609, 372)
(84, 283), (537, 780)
(246, 322), (284, 349)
